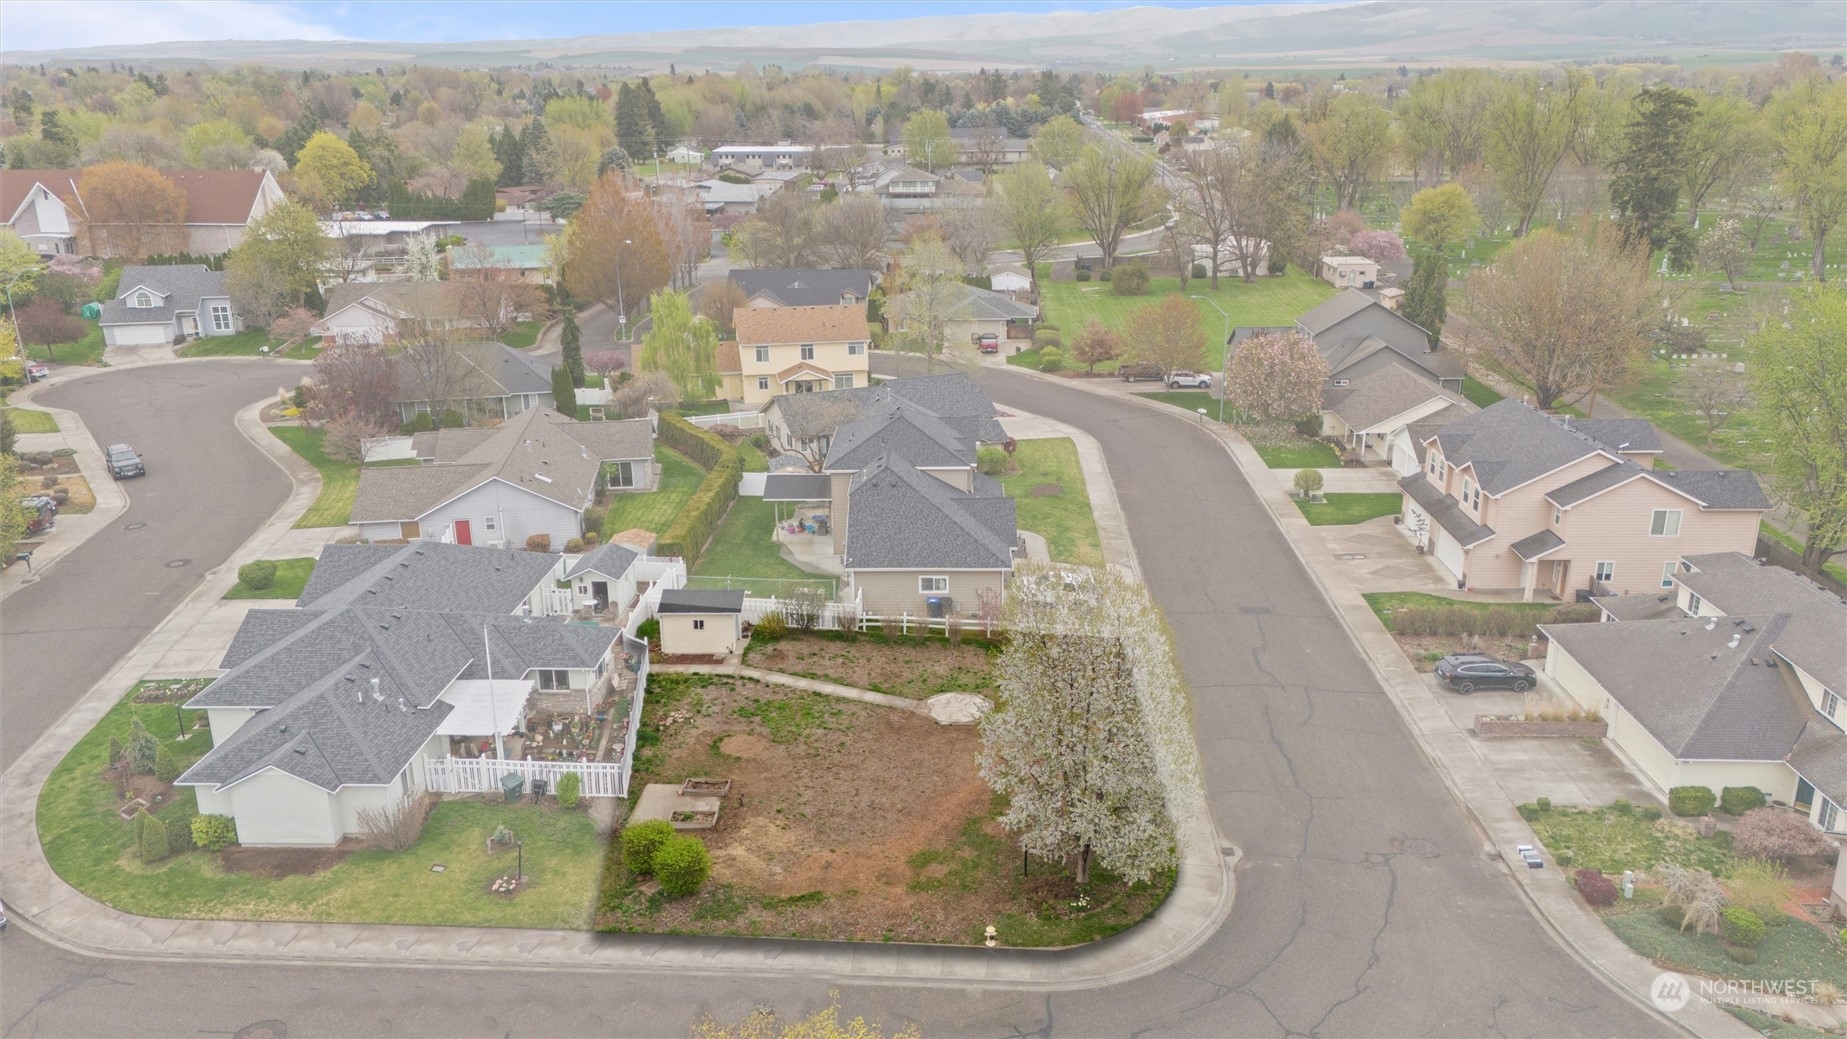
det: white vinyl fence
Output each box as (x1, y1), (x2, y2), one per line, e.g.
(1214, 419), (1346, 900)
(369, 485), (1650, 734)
(687, 411), (766, 430)
(426, 757), (625, 798)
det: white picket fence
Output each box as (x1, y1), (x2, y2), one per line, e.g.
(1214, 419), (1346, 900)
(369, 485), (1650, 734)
(741, 589), (864, 631)
(426, 756), (626, 798)
(687, 411), (766, 430)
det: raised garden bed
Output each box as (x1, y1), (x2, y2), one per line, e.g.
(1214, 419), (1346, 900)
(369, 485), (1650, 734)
(1476, 716), (1607, 739)
(680, 778), (731, 797)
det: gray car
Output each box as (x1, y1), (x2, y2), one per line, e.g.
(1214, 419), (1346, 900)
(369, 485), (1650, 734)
(1434, 653), (1535, 694)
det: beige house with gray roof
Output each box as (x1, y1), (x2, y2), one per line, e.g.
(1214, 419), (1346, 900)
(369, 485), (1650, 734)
(1319, 362), (1473, 468)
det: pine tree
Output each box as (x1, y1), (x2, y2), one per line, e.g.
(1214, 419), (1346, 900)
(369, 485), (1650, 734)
(552, 364), (576, 414)
(491, 126), (525, 186)
(614, 83), (651, 158)
(1402, 252), (1448, 348)
(638, 78), (668, 149)
(127, 716), (158, 775)
(561, 307), (585, 387)
(135, 809), (169, 863)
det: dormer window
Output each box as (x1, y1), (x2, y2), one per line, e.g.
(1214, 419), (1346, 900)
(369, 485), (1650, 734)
(800, 344), (815, 360)
(134, 291), (153, 308)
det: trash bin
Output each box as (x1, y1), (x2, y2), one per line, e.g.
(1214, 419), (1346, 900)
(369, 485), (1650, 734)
(926, 596), (945, 619)
(532, 778), (549, 798)
(500, 773), (524, 802)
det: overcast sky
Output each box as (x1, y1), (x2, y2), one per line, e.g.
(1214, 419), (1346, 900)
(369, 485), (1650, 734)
(1, 0), (1247, 53)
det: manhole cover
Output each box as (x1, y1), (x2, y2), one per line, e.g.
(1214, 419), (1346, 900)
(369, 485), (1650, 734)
(1238, 605), (1272, 615)
(123, 522), (146, 531)
(165, 559), (191, 568)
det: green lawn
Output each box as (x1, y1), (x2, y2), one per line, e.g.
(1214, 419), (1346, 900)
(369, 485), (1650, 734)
(500, 320), (543, 349)
(1361, 591), (1562, 630)
(691, 495), (815, 593)
(223, 557), (316, 600)
(1294, 493), (1402, 526)
(269, 426), (361, 528)
(1528, 803), (1738, 876)
(5, 407), (58, 433)
(668, 400), (734, 418)
(25, 322), (105, 366)
(1607, 908), (1847, 991)
(1251, 439), (1341, 468)
(40, 684), (602, 927)
(1461, 376), (1505, 409)
(1038, 271), (1334, 370)
(997, 438), (1103, 566)
(1609, 354), (1776, 473)
(601, 448), (703, 538)
(176, 330), (299, 358)
(1760, 522), (1847, 586)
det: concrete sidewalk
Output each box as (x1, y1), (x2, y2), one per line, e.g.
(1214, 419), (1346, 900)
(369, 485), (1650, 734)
(2, 385), (130, 600)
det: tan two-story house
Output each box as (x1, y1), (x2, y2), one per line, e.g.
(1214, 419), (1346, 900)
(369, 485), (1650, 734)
(732, 304), (871, 405)
(1397, 400), (1769, 600)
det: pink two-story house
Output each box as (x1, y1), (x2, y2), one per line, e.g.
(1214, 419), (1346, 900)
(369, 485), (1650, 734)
(1397, 401), (1770, 600)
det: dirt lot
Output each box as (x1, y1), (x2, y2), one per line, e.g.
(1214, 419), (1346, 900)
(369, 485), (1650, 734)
(221, 844), (352, 878)
(742, 631), (1001, 700)
(599, 674), (1170, 945)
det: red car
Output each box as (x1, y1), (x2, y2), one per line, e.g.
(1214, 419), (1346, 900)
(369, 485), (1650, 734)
(976, 333), (1001, 354)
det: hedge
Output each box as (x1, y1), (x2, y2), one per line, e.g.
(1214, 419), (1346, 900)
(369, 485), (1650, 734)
(658, 412), (729, 471)
(657, 449), (741, 570)
(1669, 785), (1716, 817)
(1388, 602), (1599, 638)
(1721, 786), (1768, 815)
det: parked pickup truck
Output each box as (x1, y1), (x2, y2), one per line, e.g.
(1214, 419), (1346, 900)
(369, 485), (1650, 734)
(976, 332), (1001, 354)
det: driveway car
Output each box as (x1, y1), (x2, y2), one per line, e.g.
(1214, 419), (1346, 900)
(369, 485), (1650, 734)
(20, 494), (56, 536)
(1118, 362), (1164, 382)
(105, 443), (145, 479)
(24, 361), (50, 382)
(1168, 371), (1212, 388)
(977, 332), (1000, 354)
(1434, 653), (1535, 694)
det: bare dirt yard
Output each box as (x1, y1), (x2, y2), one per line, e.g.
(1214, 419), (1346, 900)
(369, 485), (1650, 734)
(597, 673), (1170, 945)
(742, 631), (1001, 700)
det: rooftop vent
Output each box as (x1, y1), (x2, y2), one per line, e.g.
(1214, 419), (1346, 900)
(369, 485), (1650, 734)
(1704, 617), (1718, 631)
(1728, 633), (1741, 649)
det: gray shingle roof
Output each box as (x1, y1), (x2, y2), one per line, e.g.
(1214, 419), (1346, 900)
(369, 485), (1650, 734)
(1296, 289), (1378, 335)
(1433, 400), (1620, 495)
(1673, 561), (1847, 695)
(728, 269), (877, 307)
(295, 541), (558, 615)
(658, 589), (746, 613)
(1398, 472), (1494, 547)
(1593, 591), (1684, 622)
(824, 398), (974, 471)
(767, 373), (1006, 443)
(1653, 468), (1772, 510)
(564, 542), (639, 581)
(762, 473), (831, 501)
(1510, 529), (1566, 561)
(1546, 462), (1648, 507)
(394, 341), (552, 402)
(295, 544), (403, 607)
(1683, 551), (1761, 574)
(349, 463), (489, 523)
(1324, 362), (1466, 431)
(1789, 722), (1847, 804)
(1569, 419), (1661, 454)
(1541, 614), (1813, 760)
(100, 265), (228, 326)
(843, 454), (1016, 571)
(222, 610), (323, 667)
(939, 282), (1037, 322)
(323, 281), (464, 325)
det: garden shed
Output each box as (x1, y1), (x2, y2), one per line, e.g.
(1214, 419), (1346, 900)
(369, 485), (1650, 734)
(656, 589), (746, 657)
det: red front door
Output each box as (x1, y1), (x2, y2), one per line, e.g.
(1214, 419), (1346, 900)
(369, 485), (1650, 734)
(454, 519), (472, 545)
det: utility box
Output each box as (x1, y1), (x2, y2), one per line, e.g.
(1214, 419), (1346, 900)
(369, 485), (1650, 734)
(500, 773), (524, 802)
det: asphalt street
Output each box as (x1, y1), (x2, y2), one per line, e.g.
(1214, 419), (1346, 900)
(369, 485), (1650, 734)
(0, 362), (1666, 1037)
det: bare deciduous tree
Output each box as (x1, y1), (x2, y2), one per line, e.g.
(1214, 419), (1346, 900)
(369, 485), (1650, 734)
(356, 792), (430, 851)
(397, 324), (474, 422)
(1682, 364), (1750, 444)
(696, 278), (747, 336)
(815, 193), (889, 270)
(307, 340), (400, 431)
(941, 204), (998, 275)
(886, 235), (968, 373)
(767, 394), (862, 471)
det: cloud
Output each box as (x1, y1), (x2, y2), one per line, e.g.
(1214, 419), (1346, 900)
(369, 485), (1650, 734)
(1, 1), (344, 53)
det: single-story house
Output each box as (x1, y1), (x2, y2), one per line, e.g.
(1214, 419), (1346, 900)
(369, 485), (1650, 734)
(449, 243), (549, 283)
(712, 143), (814, 170)
(762, 371), (1008, 466)
(351, 407), (654, 548)
(657, 589), (745, 656)
(315, 282), (482, 346)
(948, 127), (1032, 164)
(988, 263), (1033, 296)
(664, 145), (705, 166)
(393, 341), (555, 425)
(1289, 288), (1461, 393)
(99, 265), (241, 347)
(888, 282), (1036, 350)
(1320, 362), (1473, 467)
(1319, 255), (1380, 290)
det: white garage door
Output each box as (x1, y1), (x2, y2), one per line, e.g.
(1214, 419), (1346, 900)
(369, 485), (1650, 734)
(105, 323), (170, 347)
(1434, 530), (1467, 584)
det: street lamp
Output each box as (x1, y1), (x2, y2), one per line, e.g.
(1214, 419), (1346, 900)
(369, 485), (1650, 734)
(1191, 294), (1231, 423)
(616, 238), (633, 342)
(5, 269), (33, 362)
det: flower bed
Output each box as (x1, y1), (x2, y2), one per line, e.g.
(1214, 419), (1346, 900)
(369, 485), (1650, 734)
(1475, 716), (1607, 739)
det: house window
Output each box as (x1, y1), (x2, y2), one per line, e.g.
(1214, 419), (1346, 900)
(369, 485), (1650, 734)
(1594, 561), (1615, 584)
(1461, 478), (1476, 510)
(1661, 561), (1679, 588)
(835, 374), (854, 389)
(692, 619), (706, 630)
(1552, 508), (1562, 526)
(757, 376), (770, 391)
(754, 346), (770, 363)
(134, 291), (152, 308)
(1826, 691), (1840, 720)
(1650, 509), (1683, 537)
(848, 340), (866, 356)
(535, 669), (570, 690)
(1428, 454), (1439, 478)
(800, 344), (815, 360)
(210, 304), (233, 331)
(1823, 798), (1841, 833)
(484, 515), (498, 532)
(1685, 592), (1703, 615)
(919, 576), (948, 593)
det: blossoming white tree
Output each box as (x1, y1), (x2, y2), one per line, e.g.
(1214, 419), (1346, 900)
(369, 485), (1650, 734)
(977, 562), (1203, 885)
(1225, 330), (1328, 421)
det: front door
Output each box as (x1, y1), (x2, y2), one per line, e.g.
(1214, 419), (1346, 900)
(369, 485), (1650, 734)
(454, 519), (472, 546)
(591, 580), (610, 610)
(1796, 778), (1816, 813)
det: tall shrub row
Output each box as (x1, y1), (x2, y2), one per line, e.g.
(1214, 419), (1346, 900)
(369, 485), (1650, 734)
(1388, 603), (1600, 638)
(657, 450), (741, 569)
(657, 413), (729, 470)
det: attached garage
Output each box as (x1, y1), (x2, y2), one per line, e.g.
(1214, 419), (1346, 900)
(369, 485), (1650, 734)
(103, 321), (174, 347)
(1433, 530), (1467, 583)
(226, 768), (342, 846)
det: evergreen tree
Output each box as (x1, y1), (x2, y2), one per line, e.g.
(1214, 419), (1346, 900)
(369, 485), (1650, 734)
(519, 118), (549, 170)
(1403, 252), (1448, 348)
(135, 809), (169, 863)
(561, 306), (584, 387)
(127, 716), (158, 775)
(639, 77), (669, 148)
(275, 110), (322, 166)
(1611, 86), (1698, 260)
(552, 364), (576, 414)
(490, 126), (525, 186)
(615, 83), (651, 157)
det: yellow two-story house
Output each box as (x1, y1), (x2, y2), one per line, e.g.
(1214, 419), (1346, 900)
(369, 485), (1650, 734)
(732, 304), (871, 405)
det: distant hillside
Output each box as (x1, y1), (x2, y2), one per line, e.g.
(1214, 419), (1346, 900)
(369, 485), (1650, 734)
(4, 1), (1839, 71)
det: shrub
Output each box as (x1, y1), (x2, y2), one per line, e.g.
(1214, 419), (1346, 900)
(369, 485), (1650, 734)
(636, 618), (661, 643)
(166, 810), (197, 851)
(752, 611), (787, 640)
(1291, 468), (1324, 498)
(1638, 806), (1662, 821)
(1727, 946), (1759, 964)
(1294, 415), (1323, 438)
(1554, 850), (1575, 867)
(1517, 803), (1541, 822)
(1574, 868), (1617, 907)
(1191, 262), (1208, 279)
(1097, 268), (1113, 283)
(657, 449), (742, 569)
(583, 530), (599, 546)
(1075, 269), (1091, 282)
(555, 771), (581, 809)
(524, 534), (551, 553)
(1536, 797), (1552, 812)
(127, 717), (158, 774)
(620, 819), (676, 875)
(976, 446), (1009, 476)
(653, 834), (713, 896)
(564, 538), (585, 554)
(657, 412), (729, 470)
(1733, 807), (1831, 862)
(583, 506), (607, 532)
(191, 814), (238, 851)
(400, 413), (436, 434)
(154, 743), (180, 782)
(1668, 786), (1716, 817)
(237, 560), (279, 591)
(1658, 904), (1686, 927)
(1721, 787), (1768, 816)
(1721, 906), (1766, 948)
(1038, 346), (1066, 373)
(439, 409), (466, 430)
(1033, 328), (1063, 349)
(135, 809), (169, 863)
(1110, 262), (1150, 295)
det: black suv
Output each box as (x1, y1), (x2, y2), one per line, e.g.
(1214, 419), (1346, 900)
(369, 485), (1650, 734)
(1118, 362), (1164, 382)
(105, 443), (145, 479)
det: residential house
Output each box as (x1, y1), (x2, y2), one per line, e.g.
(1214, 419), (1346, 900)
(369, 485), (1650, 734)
(1134, 109), (1197, 130)
(714, 340), (744, 400)
(761, 371), (1008, 466)
(1397, 400), (1769, 599)
(1545, 552), (1847, 907)
(1319, 362), (1473, 469)
(694, 179), (778, 225)
(988, 263), (1033, 296)
(319, 219), (456, 279)
(391, 341), (556, 425)
(733, 304), (871, 405)
(99, 265), (241, 347)
(948, 126), (1032, 164)
(0, 169), (81, 254)
(729, 269), (877, 310)
(712, 143), (814, 170)
(351, 407), (654, 547)
(888, 282), (1037, 349)
(874, 166), (940, 210)
(664, 145), (706, 166)
(449, 243), (549, 284)
(656, 589), (746, 656)
(1268, 287), (1461, 393)
(1319, 255), (1380, 290)
(176, 541), (649, 846)
(315, 282), (482, 346)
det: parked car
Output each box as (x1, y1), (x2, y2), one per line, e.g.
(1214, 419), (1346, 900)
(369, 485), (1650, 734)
(976, 332), (1001, 354)
(20, 494), (56, 536)
(1118, 362), (1164, 382)
(105, 443), (145, 479)
(24, 361), (49, 382)
(1434, 654), (1536, 694)
(1168, 371), (1212, 388)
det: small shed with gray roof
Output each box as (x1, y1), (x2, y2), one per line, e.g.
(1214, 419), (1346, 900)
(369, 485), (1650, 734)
(656, 589), (746, 657)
